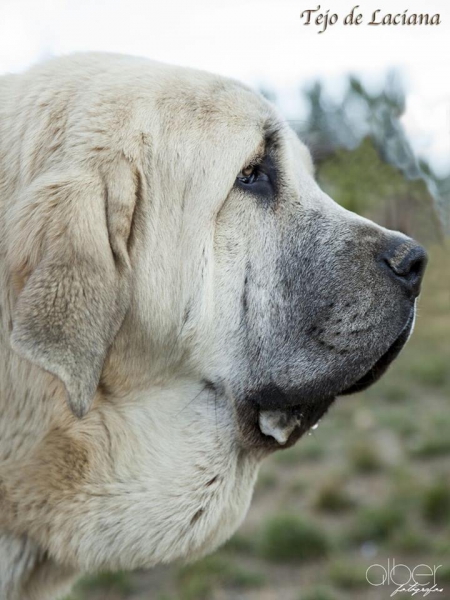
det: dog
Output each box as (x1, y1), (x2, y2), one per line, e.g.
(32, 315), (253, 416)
(0, 53), (427, 599)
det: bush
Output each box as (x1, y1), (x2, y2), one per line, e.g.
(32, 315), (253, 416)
(391, 529), (431, 554)
(301, 586), (340, 600)
(328, 561), (368, 589)
(75, 571), (134, 595)
(222, 532), (255, 554)
(313, 479), (355, 513)
(177, 556), (264, 600)
(351, 506), (405, 543)
(258, 514), (330, 562)
(421, 481), (450, 525)
(348, 440), (383, 473)
(410, 435), (450, 458)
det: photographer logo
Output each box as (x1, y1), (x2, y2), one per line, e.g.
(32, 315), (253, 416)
(366, 559), (444, 597)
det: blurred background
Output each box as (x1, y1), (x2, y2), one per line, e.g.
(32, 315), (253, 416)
(1, 1), (449, 598)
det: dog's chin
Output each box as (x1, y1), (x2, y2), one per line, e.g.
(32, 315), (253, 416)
(241, 311), (415, 452)
(339, 309), (414, 395)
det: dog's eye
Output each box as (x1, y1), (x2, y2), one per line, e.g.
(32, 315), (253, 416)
(236, 158), (276, 203)
(238, 166), (254, 184)
(237, 165), (270, 187)
(235, 155), (276, 202)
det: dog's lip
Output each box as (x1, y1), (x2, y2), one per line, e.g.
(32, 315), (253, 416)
(256, 309), (415, 446)
(339, 308), (414, 396)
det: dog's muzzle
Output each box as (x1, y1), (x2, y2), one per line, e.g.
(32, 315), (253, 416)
(255, 302), (417, 445)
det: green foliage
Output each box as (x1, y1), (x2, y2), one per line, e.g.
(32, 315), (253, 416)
(391, 529), (431, 554)
(318, 138), (400, 214)
(420, 481), (450, 525)
(74, 570), (134, 596)
(255, 469), (278, 492)
(301, 71), (447, 240)
(222, 532), (255, 554)
(177, 556), (264, 600)
(257, 514), (330, 562)
(328, 561), (368, 589)
(288, 477), (308, 494)
(348, 439), (383, 474)
(409, 355), (448, 387)
(313, 479), (356, 513)
(378, 381), (410, 403)
(436, 564), (450, 583)
(275, 436), (325, 466)
(317, 139), (442, 244)
(410, 435), (450, 459)
(301, 586), (340, 600)
(350, 505), (405, 543)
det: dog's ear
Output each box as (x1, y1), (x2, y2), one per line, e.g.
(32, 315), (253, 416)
(9, 159), (140, 417)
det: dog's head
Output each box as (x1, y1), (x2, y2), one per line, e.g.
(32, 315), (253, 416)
(9, 54), (426, 456)
(1, 53), (429, 579)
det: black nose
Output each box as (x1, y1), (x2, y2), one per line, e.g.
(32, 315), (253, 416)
(381, 239), (428, 298)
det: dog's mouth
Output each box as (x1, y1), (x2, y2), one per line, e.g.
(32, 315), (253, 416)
(339, 307), (414, 395)
(256, 310), (415, 448)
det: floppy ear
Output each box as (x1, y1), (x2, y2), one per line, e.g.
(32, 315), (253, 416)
(9, 159), (139, 418)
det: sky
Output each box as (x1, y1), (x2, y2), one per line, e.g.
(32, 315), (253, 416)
(1, 0), (449, 175)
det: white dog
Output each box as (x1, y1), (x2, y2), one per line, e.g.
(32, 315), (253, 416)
(0, 53), (426, 599)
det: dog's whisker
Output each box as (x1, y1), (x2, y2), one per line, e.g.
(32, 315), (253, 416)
(214, 388), (218, 439)
(173, 383), (208, 417)
(165, 303), (192, 367)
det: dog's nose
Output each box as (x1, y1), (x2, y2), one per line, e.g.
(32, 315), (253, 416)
(381, 239), (428, 298)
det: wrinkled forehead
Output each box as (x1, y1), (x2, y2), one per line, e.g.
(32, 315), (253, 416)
(152, 68), (313, 174)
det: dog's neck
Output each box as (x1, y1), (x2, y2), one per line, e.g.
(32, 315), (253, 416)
(0, 316), (261, 596)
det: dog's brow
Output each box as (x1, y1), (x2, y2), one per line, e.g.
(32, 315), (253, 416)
(244, 119), (283, 166)
(263, 119), (284, 146)
(243, 139), (266, 168)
